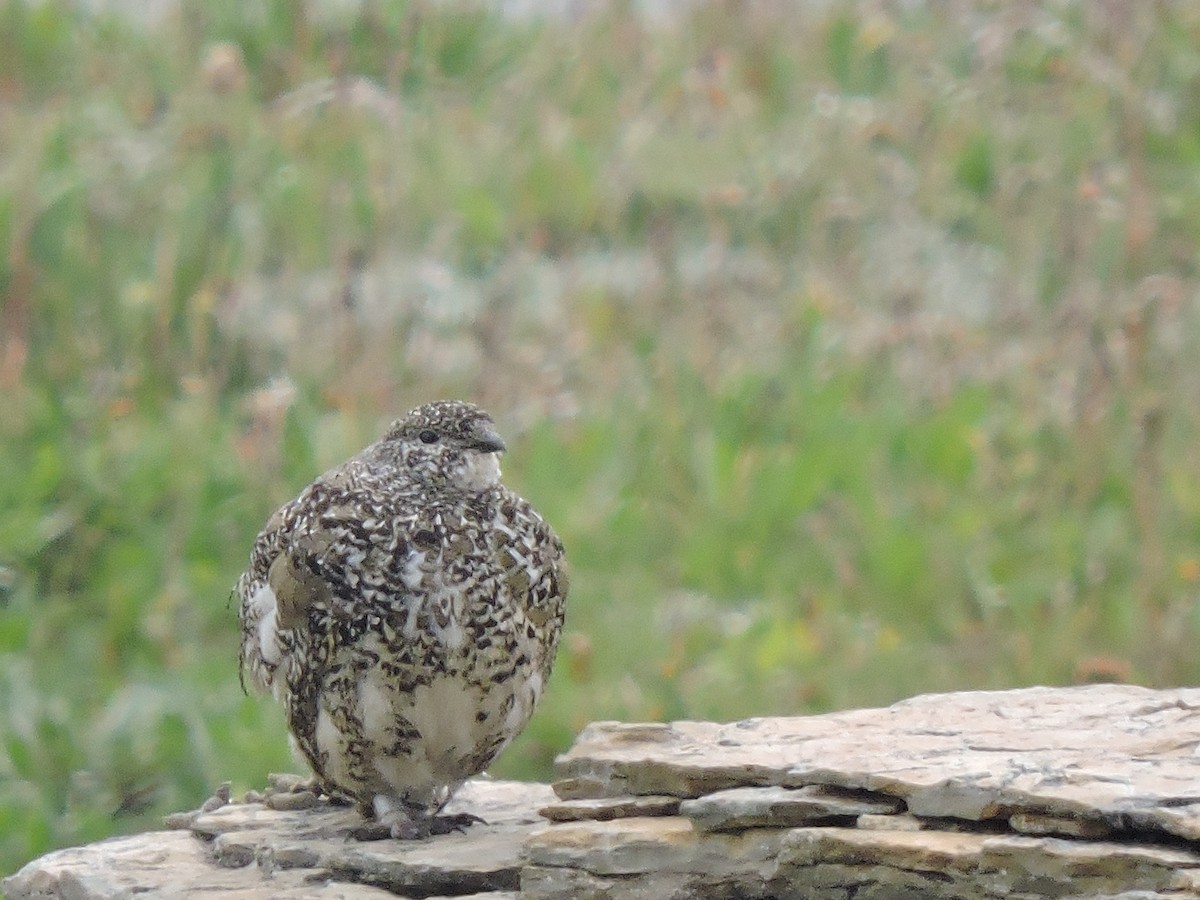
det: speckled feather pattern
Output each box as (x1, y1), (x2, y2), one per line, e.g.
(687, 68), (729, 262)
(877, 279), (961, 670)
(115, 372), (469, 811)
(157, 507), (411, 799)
(235, 401), (568, 827)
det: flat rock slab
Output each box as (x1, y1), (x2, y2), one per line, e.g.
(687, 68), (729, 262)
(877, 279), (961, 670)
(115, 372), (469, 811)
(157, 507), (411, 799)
(538, 794), (681, 822)
(0, 829), (401, 899)
(554, 684), (1200, 844)
(4, 778), (553, 900)
(521, 817), (1200, 899)
(777, 827), (1200, 900)
(680, 784), (903, 832)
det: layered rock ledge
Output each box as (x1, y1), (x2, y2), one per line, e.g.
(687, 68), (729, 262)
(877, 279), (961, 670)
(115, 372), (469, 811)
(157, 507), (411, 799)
(8, 683), (1200, 899)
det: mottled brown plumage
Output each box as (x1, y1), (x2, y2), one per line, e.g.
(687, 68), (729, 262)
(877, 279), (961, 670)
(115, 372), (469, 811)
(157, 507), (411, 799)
(236, 400), (568, 837)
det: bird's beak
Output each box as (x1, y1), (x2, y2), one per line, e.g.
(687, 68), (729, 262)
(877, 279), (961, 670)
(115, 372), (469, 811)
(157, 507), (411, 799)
(468, 423), (506, 454)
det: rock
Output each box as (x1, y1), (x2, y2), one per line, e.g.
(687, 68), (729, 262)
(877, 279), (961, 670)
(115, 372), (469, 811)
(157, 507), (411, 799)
(523, 815), (787, 892)
(0, 830), (399, 899)
(528, 684), (1200, 898)
(679, 785), (903, 832)
(197, 778), (556, 895)
(200, 781), (232, 812)
(1009, 810), (1115, 839)
(266, 772), (311, 793)
(11, 685), (1200, 899)
(4, 778), (555, 900)
(162, 809), (200, 830)
(538, 795), (681, 822)
(265, 790), (321, 811)
(519, 818), (1200, 899)
(776, 828), (1200, 900)
(524, 817), (705, 876)
(856, 811), (922, 831)
(554, 684), (1200, 844)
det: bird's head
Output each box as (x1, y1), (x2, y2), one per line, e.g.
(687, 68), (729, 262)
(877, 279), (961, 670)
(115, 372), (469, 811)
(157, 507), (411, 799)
(381, 400), (506, 492)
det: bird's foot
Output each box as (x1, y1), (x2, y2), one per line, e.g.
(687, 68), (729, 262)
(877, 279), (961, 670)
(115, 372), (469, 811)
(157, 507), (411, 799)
(349, 804), (487, 841)
(428, 811), (486, 835)
(349, 820), (401, 841)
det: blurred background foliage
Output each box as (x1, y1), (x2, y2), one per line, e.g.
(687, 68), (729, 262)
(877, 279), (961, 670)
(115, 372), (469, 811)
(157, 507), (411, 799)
(3, 0), (1200, 875)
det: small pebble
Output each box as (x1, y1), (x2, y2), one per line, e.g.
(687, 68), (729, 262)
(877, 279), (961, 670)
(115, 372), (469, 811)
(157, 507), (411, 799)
(215, 840), (256, 869)
(243, 789), (264, 803)
(273, 846), (320, 869)
(266, 790), (319, 811)
(163, 810), (199, 830)
(200, 783), (232, 813)
(267, 772), (309, 794)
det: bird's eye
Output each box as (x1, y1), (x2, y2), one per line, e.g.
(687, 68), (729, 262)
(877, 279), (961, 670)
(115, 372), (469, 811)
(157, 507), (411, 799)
(418, 429), (439, 444)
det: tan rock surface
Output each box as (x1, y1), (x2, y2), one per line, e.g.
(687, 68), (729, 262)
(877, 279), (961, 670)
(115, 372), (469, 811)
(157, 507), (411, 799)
(554, 684), (1200, 843)
(680, 784), (903, 831)
(778, 827), (1200, 900)
(0, 829), (400, 899)
(520, 817), (1200, 900)
(538, 794), (681, 822)
(4, 778), (552, 900)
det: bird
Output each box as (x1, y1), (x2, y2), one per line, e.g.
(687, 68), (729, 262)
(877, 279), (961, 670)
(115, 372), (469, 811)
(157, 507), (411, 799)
(235, 400), (569, 838)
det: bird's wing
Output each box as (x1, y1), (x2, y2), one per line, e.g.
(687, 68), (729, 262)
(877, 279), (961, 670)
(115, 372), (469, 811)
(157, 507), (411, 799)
(238, 465), (416, 691)
(271, 482), (417, 626)
(494, 498), (570, 630)
(265, 524), (340, 630)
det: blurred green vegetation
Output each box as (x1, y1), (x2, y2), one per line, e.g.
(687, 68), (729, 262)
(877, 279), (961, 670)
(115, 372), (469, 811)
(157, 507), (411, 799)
(3, 0), (1200, 876)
